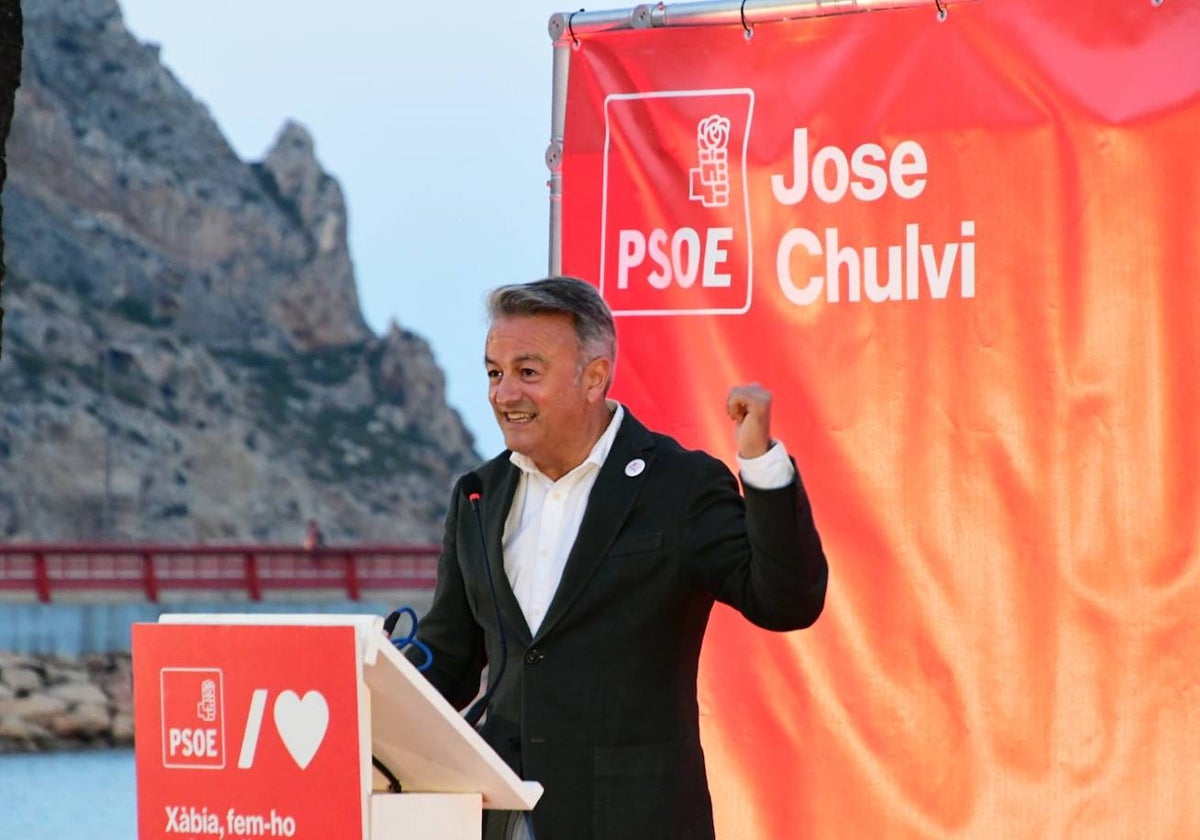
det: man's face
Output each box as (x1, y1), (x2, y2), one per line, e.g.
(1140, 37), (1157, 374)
(485, 313), (608, 479)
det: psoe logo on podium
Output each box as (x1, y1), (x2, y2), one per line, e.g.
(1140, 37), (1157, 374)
(599, 89), (754, 317)
(160, 667), (225, 769)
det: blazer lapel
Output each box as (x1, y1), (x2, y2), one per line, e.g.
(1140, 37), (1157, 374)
(480, 458), (533, 644)
(532, 412), (656, 642)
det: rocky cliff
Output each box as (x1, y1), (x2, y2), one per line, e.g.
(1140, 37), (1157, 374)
(0, 0), (479, 543)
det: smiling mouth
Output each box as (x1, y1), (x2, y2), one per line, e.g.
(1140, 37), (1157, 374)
(502, 411), (535, 423)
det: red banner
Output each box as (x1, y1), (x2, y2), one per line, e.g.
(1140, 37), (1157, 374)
(560, 1), (1200, 837)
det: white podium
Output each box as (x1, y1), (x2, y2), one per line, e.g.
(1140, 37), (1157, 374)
(132, 614), (541, 840)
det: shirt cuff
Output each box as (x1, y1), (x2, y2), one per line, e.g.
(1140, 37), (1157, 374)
(736, 441), (795, 490)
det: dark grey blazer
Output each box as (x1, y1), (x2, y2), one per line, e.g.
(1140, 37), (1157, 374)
(411, 410), (828, 840)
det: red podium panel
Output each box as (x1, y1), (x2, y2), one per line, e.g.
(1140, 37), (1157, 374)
(133, 614), (540, 840)
(133, 622), (368, 840)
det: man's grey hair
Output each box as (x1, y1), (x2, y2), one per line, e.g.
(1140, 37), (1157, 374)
(487, 276), (617, 364)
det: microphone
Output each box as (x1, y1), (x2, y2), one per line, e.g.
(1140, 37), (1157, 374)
(461, 471), (483, 513)
(461, 472), (507, 728)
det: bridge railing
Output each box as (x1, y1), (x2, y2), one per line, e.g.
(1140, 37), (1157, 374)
(0, 544), (441, 603)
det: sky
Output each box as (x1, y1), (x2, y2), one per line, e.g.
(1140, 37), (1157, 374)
(118, 0), (617, 458)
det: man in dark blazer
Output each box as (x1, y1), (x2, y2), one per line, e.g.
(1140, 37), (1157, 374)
(408, 277), (828, 840)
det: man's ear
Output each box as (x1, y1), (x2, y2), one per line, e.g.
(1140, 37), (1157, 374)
(583, 356), (612, 400)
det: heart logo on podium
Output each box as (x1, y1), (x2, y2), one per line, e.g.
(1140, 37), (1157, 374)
(273, 690), (329, 770)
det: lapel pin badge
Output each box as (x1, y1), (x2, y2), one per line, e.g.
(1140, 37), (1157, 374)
(625, 458), (645, 477)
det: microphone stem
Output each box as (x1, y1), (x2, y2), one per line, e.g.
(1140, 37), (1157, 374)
(465, 496), (507, 727)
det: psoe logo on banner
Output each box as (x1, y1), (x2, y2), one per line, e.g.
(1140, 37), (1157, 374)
(600, 89), (754, 317)
(160, 667), (225, 769)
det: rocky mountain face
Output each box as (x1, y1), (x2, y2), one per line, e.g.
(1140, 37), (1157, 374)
(0, 0), (480, 543)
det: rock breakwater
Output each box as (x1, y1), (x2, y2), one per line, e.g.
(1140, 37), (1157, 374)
(0, 651), (133, 752)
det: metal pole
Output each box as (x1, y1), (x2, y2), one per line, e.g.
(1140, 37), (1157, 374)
(546, 37), (572, 276)
(100, 280), (113, 539)
(550, 0), (976, 37)
(638, 0), (960, 28)
(548, 7), (635, 42)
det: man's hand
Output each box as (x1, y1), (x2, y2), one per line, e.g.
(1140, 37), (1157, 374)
(727, 383), (773, 459)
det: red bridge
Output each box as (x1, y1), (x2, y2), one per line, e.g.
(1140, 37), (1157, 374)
(0, 544), (441, 603)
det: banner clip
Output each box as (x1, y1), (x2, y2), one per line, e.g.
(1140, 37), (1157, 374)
(568, 8), (584, 48)
(935, 0), (948, 20)
(740, 0), (755, 40)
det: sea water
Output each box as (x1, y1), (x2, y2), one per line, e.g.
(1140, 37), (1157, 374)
(0, 749), (136, 840)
